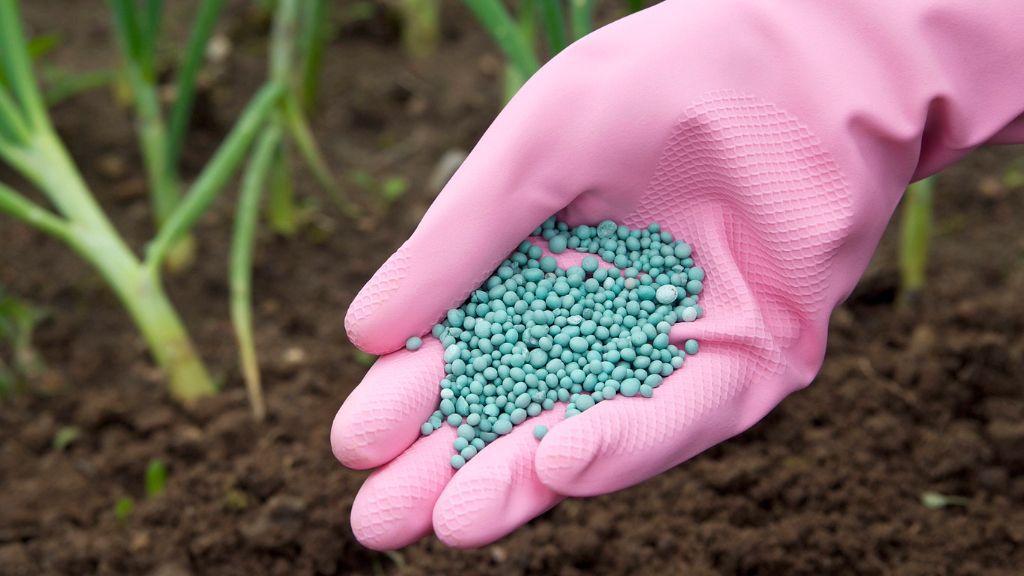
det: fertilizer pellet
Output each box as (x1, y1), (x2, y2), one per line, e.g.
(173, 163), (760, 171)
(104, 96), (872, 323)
(414, 217), (704, 468)
(405, 336), (422, 351)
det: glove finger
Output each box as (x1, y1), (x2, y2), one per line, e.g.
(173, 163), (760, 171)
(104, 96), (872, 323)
(534, 341), (793, 497)
(334, 238), (602, 470)
(432, 407), (567, 548)
(537, 202), (797, 496)
(349, 426), (456, 550)
(331, 338), (444, 470)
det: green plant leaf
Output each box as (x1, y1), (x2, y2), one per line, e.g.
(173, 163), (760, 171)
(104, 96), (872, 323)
(52, 425), (81, 451)
(145, 458), (168, 498)
(230, 125), (281, 422)
(381, 176), (408, 203)
(167, 0), (226, 172)
(42, 67), (120, 106)
(27, 33), (61, 60)
(354, 350), (377, 367)
(114, 496), (135, 523)
(463, 0), (540, 83)
(920, 491), (969, 509)
(146, 82), (284, 269)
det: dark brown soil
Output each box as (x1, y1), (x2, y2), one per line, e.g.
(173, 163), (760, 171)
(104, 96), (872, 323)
(2, 2), (1022, 575)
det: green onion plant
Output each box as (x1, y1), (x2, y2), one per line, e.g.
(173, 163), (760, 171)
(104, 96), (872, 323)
(0, 285), (46, 396)
(145, 458), (168, 498)
(263, 0), (355, 236)
(107, 0), (228, 270)
(114, 496), (135, 523)
(470, 1), (667, 99)
(0, 0), (337, 414)
(899, 176), (934, 302)
(399, 0), (442, 59)
(226, 0), (357, 421)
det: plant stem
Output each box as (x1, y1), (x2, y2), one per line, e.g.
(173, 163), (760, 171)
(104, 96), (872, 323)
(42, 67), (120, 107)
(298, 0), (329, 110)
(503, 0), (537, 101)
(99, 255), (216, 402)
(109, 0), (180, 225)
(464, 0), (540, 84)
(627, 0), (645, 13)
(538, 0), (567, 55)
(281, 93), (357, 216)
(270, 0), (300, 83)
(900, 176), (934, 301)
(231, 125), (280, 421)
(0, 180), (72, 240)
(140, 0), (163, 78)
(167, 0), (225, 173)
(0, 85), (30, 143)
(146, 83), (283, 271)
(399, 0), (441, 60)
(0, 0), (48, 129)
(570, 0), (594, 40)
(267, 143), (297, 235)
(108, 0), (194, 270)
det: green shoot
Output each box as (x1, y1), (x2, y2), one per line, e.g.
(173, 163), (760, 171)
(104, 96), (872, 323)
(0, 359), (11, 397)
(349, 169), (409, 213)
(503, 0), (537, 101)
(538, 0), (567, 55)
(26, 32), (61, 60)
(145, 458), (168, 498)
(107, 0), (174, 213)
(267, 144), (297, 235)
(354, 350), (377, 367)
(298, 0), (329, 110)
(381, 177), (409, 204)
(267, 0), (357, 228)
(230, 126), (281, 422)
(920, 491), (969, 509)
(464, 0), (540, 96)
(114, 497), (135, 523)
(0, 286), (47, 388)
(41, 66), (120, 106)
(339, 1), (377, 27)
(899, 176), (934, 302)
(398, 0), (441, 60)
(569, 0), (595, 41)
(143, 83), (284, 272)
(107, 0), (193, 269)
(223, 488), (249, 510)
(627, 0), (646, 13)
(282, 93), (356, 216)
(470, 1), (651, 100)
(166, 0), (226, 173)
(51, 425), (81, 451)
(1002, 159), (1024, 189)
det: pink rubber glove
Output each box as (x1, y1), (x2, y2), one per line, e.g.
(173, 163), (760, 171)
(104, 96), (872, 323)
(333, 0), (1024, 549)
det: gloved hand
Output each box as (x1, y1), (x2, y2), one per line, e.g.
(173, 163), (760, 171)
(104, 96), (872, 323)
(332, 0), (1024, 549)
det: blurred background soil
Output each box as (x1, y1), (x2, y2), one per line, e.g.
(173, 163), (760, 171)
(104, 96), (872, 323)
(0, 1), (1022, 574)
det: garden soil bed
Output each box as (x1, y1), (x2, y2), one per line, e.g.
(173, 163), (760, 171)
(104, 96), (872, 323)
(2, 2), (1023, 575)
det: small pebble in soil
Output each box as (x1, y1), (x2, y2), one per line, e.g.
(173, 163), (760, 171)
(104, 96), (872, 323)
(416, 217), (704, 468)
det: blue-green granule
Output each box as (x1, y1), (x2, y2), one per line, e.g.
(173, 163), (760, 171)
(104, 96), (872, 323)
(419, 218), (704, 468)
